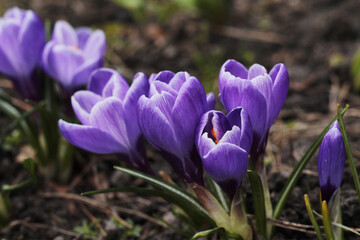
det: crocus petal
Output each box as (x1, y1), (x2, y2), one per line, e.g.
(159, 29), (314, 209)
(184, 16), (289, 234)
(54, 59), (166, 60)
(46, 44), (83, 88)
(83, 30), (106, 59)
(196, 111), (217, 157)
(169, 71), (190, 92)
(0, 39), (17, 77)
(219, 59), (248, 92)
(318, 121), (346, 202)
(102, 73), (129, 99)
(52, 20), (78, 45)
(203, 142), (248, 189)
(72, 58), (103, 88)
(59, 120), (126, 154)
(251, 74), (274, 130)
(71, 90), (102, 125)
(123, 73), (149, 145)
(151, 70), (175, 83)
(210, 112), (229, 141)
(4, 7), (25, 21)
(149, 80), (178, 97)
(148, 91), (176, 122)
(206, 92), (215, 111)
(172, 76), (207, 153)
(89, 97), (129, 147)
(248, 63), (267, 79)
(0, 21), (21, 77)
(88, 68), (117, 95)
(18, 10), (44, 75)
(220, 77), (267, 145)
(76, 27), (92, 50)
(227, 107), (253, 153)
(268, 63), (289, 126)
(137, 95), (180, 156)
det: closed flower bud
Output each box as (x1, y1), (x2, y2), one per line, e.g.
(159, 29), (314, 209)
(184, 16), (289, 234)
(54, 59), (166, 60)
(318, 121), (346, 202)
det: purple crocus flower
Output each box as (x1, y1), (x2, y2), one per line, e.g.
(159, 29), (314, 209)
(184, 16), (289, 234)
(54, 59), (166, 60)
(0, 7), (45, 100)
(219, 59), (289, 163)
(137, 71), (211, 185)
(58, 68), (152, 173)
(318, 121), (346, 202)
(196, 107), (252, 199)
(42, 20), (106, 92)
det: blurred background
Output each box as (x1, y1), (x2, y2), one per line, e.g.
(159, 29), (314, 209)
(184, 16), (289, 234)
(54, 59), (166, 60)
(1, 0), (360, 239)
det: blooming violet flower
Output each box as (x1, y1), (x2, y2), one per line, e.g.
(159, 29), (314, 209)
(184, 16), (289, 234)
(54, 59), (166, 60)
(318, 121), (346, 202)
(0, 7), (45, 100)
(219, 59), (289, 162)
(58, 68), (152, 173)
(137, 71), (211, 185)
(42, 20), (105, 91)
(196, 107), (253, 199)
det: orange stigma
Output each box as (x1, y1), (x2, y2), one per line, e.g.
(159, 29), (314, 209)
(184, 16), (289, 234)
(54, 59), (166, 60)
(72, 45), (78, 50)
(211, 129), (218, 144)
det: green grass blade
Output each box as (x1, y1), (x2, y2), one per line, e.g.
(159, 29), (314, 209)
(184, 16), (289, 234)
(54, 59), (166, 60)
(114, 166), (215, 227)
(81, 187), (163, 196)
(0, 104), (38, 144)
(0, 99), (45, 165)
(322, 201), (335, 240)
(337, 105), (360, 206)
(191, 227), (224, 240)
(313, 210), (360, 237)
(248, 170), (267, 238)
(272, 106), (348, 221)
(304, 194), (324, 240)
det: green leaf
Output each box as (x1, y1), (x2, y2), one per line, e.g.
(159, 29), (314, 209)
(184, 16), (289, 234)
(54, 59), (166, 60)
(229, 189), (252, 240)
(304, 194), (323, 240)
(337, 105), (360, 207)
(82, 186), (163, 196)
(322, 200), (335, 240)
(27, 100), (60, 164)
(272, 106), (349, 221)
(114, 166), (214, 227)
(205, 174), (229, 212)
(0, 98), (45, 165)
(0, 103), (38, 145)
(192, 184), (230, 229)
(191, 227), (224, 240)
(247, 170), (267, 238)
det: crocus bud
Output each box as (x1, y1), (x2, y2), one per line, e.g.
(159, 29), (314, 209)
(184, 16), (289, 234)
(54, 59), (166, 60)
(196, 107), (253, 199)
(137, 71), (210, 185)
(42, 20), (105, 92)
(58, 68), (152, 174)
(318, 121), (346, 202)
(219, 59), (289, 162)
(0, 7), (45, 100)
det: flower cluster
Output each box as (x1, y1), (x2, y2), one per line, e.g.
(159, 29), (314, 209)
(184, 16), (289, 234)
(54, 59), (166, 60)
(0, 6), (291, 203)
(59, 62), (289, 197)
(0, 7), (106, 100)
